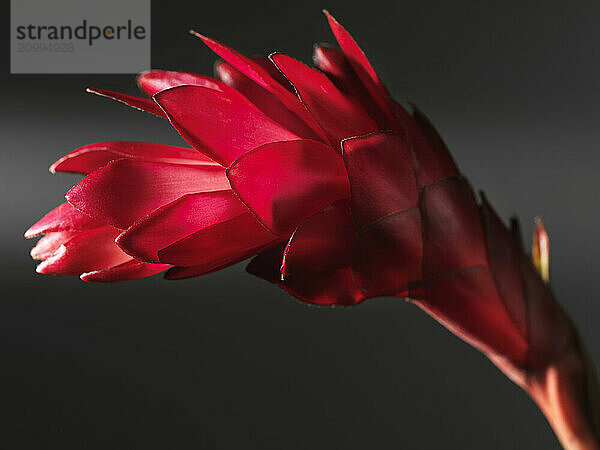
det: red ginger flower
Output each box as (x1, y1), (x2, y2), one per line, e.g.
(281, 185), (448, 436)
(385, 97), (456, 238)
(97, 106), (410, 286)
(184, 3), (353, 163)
(26, 11), (599, 448)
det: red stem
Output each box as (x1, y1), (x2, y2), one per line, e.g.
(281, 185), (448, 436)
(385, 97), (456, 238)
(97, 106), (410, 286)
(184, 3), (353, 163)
(491, 326), (600, 449)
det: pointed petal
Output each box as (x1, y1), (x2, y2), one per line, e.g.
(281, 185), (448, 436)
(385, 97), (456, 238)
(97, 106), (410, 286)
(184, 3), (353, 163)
(246, 243), (286, 283)
(192, 32), (273, 89)
(25, 202), (103, 238)
(313, 44), (394, 129)
(116, 190), (249, 263)
(323, 11), (382, 90)
(36, 226), (130, 276)
(313, 44), (368, 95)
(30, 231), (78, 260)
(137, 70), (224, 97)
(391, 101), (458, 186)
(157, 212), (278, 267)
(154, 85), (299, 166)
(81, 260), (170, 282)
(409, 265), (529, 365)
(86, 88), (166, 117)
(323, 11), (395, 124)
(480, 195), (528, 337)
(192, 32), (326, 140)
(215, 60), (322, 140)
(226, 139), (350, 236)
(342, 131), (418, 226)
(66, 159), (229, 229)
(517, 249), (572, 367)
(412, 105), (459, 179)
(50, 141), (219, 175)
(281, 200), (355, 277)
(270, 53), (378, 147)
(250, 57), (295, 92)
(421, 177), (488, 277)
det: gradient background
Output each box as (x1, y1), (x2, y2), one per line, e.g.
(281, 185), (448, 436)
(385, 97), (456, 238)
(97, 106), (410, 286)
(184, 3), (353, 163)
(1, 0), (599, 448)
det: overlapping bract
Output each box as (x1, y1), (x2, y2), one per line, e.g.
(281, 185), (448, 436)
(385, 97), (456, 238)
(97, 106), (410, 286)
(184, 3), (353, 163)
(26, 11), (570, 369)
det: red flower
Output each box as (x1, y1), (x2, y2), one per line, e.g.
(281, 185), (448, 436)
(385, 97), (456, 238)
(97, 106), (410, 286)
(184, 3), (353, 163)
(21, 9), (572, 362)
(26, 12), (600, 446)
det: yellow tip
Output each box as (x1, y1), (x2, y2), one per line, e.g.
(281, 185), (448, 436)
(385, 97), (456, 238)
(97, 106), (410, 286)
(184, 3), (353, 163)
(532, 217), (550, 283)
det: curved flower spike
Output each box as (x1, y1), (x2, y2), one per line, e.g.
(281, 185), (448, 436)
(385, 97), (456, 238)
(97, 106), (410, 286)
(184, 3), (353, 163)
(26, 11), (599, 449)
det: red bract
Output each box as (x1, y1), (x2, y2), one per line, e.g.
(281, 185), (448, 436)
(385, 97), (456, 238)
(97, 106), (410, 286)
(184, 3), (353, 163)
(26, 12), (600, 447)
(19, 8), (574, 361)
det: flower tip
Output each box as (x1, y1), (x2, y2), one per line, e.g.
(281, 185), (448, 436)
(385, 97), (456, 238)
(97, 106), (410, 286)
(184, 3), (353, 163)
(189, 30), (224, 54)
(24, 223), (40, 239)
(49, 158), (62, 173)
(35, 246), (66, 274)
(80, 271), (95, 282)
(323, 9), (342, 27)
(135, 70), (151, 84)
(113, 232), (134, 258)
(533, 216), (545, 233)
(35, 259), (52, 274)
(30, 244), (47, 260)
(532, 216), (550, 283)
(189, 29), (210, 42)
(85, 87), (103, 98)
(322, 9), (334, 20)
(213, 59), (227, 80)
(279, 264), (288, 281)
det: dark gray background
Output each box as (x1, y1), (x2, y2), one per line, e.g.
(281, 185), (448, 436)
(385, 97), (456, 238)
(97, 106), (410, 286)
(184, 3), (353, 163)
(1, 0), (598, 448)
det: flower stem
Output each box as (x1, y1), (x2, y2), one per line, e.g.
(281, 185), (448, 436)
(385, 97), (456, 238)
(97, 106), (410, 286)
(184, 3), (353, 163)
(492, 326), (600, 449)
(528, 333), (600, 450)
